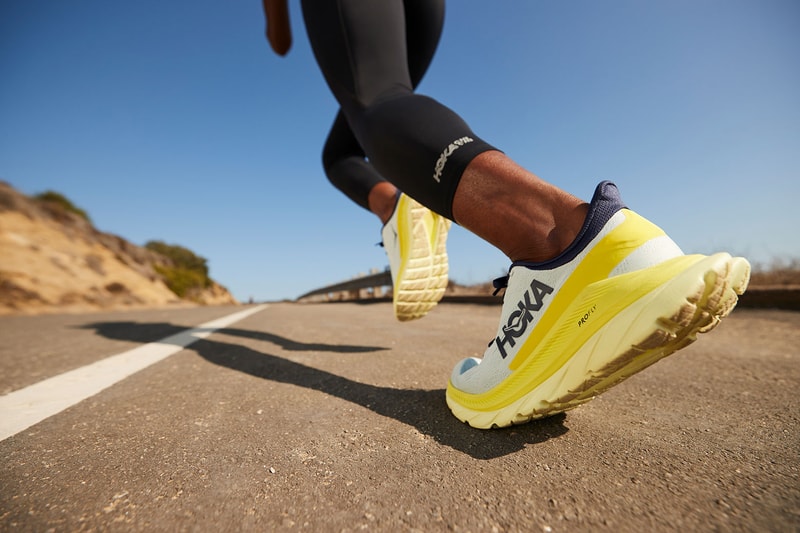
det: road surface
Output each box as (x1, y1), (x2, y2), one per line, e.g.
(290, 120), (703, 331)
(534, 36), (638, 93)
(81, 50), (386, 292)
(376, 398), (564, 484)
(1, 302), (798, 531)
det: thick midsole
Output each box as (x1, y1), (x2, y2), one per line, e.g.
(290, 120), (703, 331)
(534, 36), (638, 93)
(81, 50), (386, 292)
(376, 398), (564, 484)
(446, 254), (711, 413)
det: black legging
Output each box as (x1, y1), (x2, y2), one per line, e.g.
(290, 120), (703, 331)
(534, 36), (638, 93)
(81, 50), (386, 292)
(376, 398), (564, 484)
(302, 0), (495, 220)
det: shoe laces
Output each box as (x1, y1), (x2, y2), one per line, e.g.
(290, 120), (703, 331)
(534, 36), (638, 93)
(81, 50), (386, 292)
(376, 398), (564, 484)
(480, 275), (509, 348)
(492, 275), (509, 296)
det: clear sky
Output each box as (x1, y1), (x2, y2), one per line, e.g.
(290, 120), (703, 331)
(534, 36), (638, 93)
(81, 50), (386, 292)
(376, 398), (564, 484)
(2, 0), (798, 302)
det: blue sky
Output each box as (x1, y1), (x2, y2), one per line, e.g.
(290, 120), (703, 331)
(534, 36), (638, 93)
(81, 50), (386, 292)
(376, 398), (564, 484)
(2, 0), (798, 302)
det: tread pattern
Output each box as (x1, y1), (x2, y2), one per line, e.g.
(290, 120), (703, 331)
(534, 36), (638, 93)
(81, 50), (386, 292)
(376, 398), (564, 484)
(394, 199), (450, 322)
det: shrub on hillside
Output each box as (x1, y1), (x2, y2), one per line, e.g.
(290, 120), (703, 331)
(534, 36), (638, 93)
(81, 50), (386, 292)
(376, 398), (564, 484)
(153, 264), (210, 299)
(145, 241), (209, 277)
(145, 241), (212, 299)
(34, 190), (92, 222)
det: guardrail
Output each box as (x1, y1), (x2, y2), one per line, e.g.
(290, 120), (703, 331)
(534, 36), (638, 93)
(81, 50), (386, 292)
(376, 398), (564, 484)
(296, 269), (392, 301)
(297, 272), (800, 310)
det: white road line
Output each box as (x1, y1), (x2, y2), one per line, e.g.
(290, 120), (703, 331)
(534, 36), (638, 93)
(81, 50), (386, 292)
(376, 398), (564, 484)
(0, 304), (268, 442)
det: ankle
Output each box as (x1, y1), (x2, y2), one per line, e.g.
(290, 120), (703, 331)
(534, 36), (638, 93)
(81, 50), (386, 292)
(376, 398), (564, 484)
(368, 182), (399, 225)
(452, 152), (589, 263)
(510, 201), (589, 263)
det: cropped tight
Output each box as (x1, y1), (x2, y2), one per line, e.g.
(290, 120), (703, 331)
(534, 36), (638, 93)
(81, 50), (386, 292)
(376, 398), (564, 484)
(301, 0), (495, 220)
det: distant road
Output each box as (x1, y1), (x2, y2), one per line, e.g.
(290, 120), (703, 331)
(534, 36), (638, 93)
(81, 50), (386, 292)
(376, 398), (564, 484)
(1, 303), (797, 531)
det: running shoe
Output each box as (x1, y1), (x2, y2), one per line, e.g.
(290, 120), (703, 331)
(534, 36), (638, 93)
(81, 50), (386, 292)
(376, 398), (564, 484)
(382, 193), (451, 321)
(446, 181), (750, 428)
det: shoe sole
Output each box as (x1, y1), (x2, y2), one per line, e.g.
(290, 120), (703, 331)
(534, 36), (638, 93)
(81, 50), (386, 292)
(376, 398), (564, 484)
(446, 252), (750, 428)
(394, 195), (451, 321)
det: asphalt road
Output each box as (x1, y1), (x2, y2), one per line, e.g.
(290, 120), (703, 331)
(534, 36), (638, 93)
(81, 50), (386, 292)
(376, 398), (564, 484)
(1, 302), (798, 532)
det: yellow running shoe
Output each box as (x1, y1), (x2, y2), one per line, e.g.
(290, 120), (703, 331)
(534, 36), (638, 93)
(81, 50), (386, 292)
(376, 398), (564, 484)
(381, 193), (451, 321)
(446, 182), (750, 428)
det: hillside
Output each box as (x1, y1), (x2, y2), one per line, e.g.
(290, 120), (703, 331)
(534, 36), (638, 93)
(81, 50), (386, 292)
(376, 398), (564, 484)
(0, 181), (237, 315)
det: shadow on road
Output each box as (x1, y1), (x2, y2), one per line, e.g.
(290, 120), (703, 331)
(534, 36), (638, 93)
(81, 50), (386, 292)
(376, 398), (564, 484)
(81, 321), (385, 353)
(81, 321), (569, 459)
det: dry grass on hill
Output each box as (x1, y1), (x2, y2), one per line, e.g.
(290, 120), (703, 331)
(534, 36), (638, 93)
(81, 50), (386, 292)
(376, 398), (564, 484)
(749, 259), (800, 287)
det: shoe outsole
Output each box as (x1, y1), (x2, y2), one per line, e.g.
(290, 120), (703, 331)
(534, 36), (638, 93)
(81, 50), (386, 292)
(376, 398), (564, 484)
(394, 196), (451, 322)
(447, 253), (750, 428)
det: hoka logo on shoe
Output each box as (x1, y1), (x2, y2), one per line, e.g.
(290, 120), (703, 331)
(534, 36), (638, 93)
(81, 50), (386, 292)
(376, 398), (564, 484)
(495, 279), (554, 359)
(433, 137), (474, 182)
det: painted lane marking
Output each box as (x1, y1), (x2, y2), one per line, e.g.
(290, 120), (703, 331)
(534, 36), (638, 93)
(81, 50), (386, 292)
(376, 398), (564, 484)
(0, 304), (268, 441)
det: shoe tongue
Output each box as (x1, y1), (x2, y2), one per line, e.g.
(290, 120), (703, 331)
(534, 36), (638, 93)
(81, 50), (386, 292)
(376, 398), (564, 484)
(560, 180), (628, 254)
(586, 181), (627, 228)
